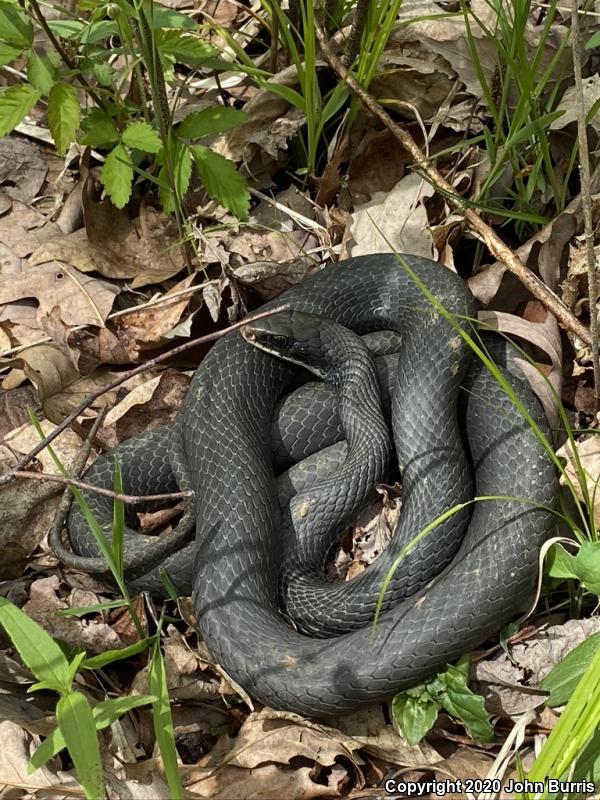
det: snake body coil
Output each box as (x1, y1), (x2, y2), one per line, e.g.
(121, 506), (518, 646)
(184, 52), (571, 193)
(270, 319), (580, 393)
(68, 254), (556, 716)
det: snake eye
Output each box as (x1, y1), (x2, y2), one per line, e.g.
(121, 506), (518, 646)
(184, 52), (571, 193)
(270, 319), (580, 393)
(270, 334), (290, 349)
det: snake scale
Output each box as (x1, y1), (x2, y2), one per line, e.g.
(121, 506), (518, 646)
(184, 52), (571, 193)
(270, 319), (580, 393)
(67, 254), (557, 716)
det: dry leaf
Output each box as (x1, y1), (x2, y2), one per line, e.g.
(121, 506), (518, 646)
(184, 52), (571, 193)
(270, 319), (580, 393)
(347, 173), (435, 258)
(0, 137), (48, 204)
(0, 261), (118, 333)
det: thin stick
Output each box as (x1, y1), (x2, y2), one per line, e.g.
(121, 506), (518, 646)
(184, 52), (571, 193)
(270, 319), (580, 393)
(0, 305), (289, 486)
(13, 470), (192, 504)
(571, 1), (600, 407)
(313, 22), (593, 347)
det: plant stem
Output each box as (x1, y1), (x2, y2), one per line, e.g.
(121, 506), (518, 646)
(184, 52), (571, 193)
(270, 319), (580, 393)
(314, 20), (592, 347)
(571, 0), (600, 408)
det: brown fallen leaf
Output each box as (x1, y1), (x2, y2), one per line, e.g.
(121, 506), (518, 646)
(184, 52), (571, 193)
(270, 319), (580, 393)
(114, 274), (197, 358)
(0, 137), (48, 205)
(32, 196), (187, 287)
(346, 173), (435, 259)
(0, 199), (61, 259)
(185, 708), (366, 799)
(0, 261), (119, 335)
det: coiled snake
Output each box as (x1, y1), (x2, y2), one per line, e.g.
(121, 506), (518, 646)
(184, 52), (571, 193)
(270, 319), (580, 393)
(67, 254), (556, 716)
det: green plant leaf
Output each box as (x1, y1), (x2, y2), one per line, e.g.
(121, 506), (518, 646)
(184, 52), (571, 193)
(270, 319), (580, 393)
(100, 143), (133, 209)
(586, 31), (600, 50)
(147, 7), (196, 29)
(26, 50), (57, 95)
(81, 19), (118, 44)
(82, 638), (152, 670)
(80, 108), (119, 148)
(0, 42), (22, 66)
(177, 107), (247, 139)
(541, 633), (600, 707)
(56, 692), (104, 800)
(439, 658), (494, 743)
(46, 19), (86, 38)
(155, 29), (215, 65)
(547, 541), (600, 594)
(48, 83), (80, 155)
(0, 2), (32, 48)
(0, 597), (71, 694)
(158, 140), (191, 213)
(391, 688), (439, 745)
(191, 144), (249, 220)
(150, 640), (184, 799)
(261, 80), (305, 112)
(91, 60), (114, 87)
(122, 120), (162, 153)
(0, 84), (41, 138)
(30, 694), (157, 771)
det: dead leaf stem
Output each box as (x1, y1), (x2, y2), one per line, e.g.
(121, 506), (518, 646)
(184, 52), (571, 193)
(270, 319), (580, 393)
(314, 22), (593, 347)
(571, 1), (600, 407)
(0, 305), (289, 485)
(13, 470), (191, 504)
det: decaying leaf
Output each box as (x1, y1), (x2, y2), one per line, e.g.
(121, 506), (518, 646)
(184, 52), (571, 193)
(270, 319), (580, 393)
(346, 173), (435, 258)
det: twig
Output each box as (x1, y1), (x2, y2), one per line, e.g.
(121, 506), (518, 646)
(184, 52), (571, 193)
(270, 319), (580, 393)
(571, 0), (600, 407)
(0, 304), (289, 486)
(13, 470), (192, 504)
(313, 22), (593, 347)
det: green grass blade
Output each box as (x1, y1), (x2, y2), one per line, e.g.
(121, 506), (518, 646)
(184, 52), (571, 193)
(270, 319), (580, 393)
(56, 692), (104, 800)
(149, 638), (183, 799)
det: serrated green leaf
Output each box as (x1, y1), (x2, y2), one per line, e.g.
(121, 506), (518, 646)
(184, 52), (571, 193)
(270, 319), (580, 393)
(391, 690), (439, 745)
(541, 633), (600, 707)
(0, 83), (41, 138)
(122, 120), (162, 153)
(80, 107), (119, 148)
(56, 692), (104, 800)
(26, 50), (56, 94)
(191, 144), (249, 220)
(48, 82), (79, 154)
(178, 107), (247, 140)
(155, 29), (215, 65)
(100, 143), (133, 209)
(29, 694), (156, 772)
(0, 597), (71, 693)
(439, 661), (493, 743)
(158, 140), (191, 213)
(0, 2), (32, 47)
(91, 60), (114, 87)
(0, 42), (22, 66)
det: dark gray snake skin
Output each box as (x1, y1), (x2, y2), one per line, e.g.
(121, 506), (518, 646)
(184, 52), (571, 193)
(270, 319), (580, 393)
(67, 254), (557, 716)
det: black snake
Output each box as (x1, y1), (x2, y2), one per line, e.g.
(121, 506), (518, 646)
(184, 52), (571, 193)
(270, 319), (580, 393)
(66, 254), (557, 716)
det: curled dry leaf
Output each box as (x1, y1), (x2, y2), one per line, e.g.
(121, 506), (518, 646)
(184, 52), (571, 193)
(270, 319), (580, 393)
(33, 198), (187, 288)
(0, 137), (48, 205)
(186, 708), (366, 799)
(346, 173), (435, 259)
(0, 720), (81, 798)
(2, 343), (116, 423)
(557, 436), (600, 525)
(114, 274), (197, 358)
(23, 576), (125, 655)
(478, 305), (562, 430)
(0, 261), (119, 344)
(473, 618), (600, 718)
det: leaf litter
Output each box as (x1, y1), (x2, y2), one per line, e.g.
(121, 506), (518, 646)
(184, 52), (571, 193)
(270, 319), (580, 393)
(0, 1), (599, 797)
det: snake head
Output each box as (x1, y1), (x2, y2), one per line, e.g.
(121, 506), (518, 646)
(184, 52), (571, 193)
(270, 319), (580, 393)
(241, 310), (331, 380)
